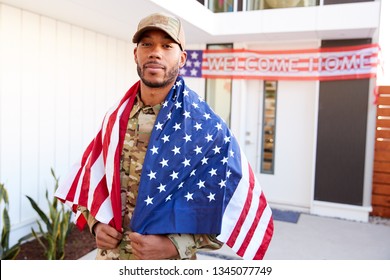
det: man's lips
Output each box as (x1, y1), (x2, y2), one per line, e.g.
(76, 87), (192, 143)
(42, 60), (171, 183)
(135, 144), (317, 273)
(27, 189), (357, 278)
(144, 62), (165, 70)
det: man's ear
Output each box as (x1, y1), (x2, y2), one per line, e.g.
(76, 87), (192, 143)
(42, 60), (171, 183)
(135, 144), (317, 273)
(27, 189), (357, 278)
(180, 51), (187, 68)
(133, 47), (138, 63)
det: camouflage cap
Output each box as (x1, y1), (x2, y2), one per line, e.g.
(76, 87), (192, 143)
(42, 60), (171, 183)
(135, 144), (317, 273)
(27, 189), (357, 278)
(132, 12), (185, 50)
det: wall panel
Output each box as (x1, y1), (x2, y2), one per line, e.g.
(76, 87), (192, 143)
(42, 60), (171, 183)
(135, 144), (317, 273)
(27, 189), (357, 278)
(0, 3), (134, 244)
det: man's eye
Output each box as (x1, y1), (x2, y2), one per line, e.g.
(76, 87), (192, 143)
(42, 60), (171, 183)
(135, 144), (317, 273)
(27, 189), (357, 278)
(164, 44), (173, 49)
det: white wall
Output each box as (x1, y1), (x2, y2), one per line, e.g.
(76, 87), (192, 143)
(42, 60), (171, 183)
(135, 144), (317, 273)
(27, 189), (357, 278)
(0, 3), (136, 244)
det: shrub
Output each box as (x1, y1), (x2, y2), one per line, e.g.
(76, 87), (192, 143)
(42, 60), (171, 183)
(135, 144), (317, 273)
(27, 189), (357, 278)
(26, 168), (73, 260)
(0, 183), (21, 260)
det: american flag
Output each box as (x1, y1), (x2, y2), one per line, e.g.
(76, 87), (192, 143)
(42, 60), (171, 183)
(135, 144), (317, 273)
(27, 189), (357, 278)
(179, 50), (203, 78)
(55, 76), (273, 260)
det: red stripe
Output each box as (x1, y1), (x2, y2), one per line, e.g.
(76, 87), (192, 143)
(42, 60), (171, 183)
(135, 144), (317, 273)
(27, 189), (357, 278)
(203, 43), (378, 55)
(236, 190), (267, 257)
(226, 162), (255, 248)
(90, 175), (109, 217)
(75, 215), (87, 230)
(78, 130), (103, 207)
(201, 73), (376, 81)
(253, 218), (274, 260)
(64, 139), (95, 204)
(110, 83), (138, 231)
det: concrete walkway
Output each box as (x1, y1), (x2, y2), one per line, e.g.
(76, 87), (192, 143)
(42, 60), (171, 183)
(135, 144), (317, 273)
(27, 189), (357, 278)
(79, 213), (390, 260)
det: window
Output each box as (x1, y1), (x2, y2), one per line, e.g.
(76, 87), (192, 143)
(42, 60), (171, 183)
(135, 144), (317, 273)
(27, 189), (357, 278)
(208, 0), (235, 12)
(205, 44), (233, 127)
(247, 0), (318, 10)
(261, 81), (277, 174)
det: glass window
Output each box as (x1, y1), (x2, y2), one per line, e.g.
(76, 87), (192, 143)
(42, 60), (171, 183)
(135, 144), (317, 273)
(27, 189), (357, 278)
(261, 81), (277, 174)
(209, 0), (235, 13)
(247, 0), (318, 11)
(205, 44), (233, 127)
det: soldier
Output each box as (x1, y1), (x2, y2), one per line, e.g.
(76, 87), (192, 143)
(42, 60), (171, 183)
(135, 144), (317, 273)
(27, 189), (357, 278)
(56, 12), (273, 260)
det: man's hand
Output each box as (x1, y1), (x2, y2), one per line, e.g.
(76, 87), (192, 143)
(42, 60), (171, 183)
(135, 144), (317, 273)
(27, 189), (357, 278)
(93, 223), (123, 249)
(128, 232), (179, 260)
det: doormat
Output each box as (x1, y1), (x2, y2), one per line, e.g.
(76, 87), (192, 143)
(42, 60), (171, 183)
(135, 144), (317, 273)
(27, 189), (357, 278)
(272, 208), (301, 223)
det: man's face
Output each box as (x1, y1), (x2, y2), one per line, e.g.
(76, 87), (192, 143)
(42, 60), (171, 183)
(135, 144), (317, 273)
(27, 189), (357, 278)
(134, 29), (187, 89)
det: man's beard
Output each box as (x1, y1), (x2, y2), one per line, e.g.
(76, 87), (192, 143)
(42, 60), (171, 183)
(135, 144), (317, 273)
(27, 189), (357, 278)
(137, 64), (179, 88)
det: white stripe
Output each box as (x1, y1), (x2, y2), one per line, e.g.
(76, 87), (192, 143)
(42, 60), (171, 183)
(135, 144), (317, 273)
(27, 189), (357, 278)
(218, 150), (250, 242)
(242, 205), (273, 259)
(102, 99), (122, 137)
(87, 152), (104, 209)
(94, 197), (114, 224)
(105, 99), (129, 194)
(55, 162), (81, 200)
(227, 153), (264, 253)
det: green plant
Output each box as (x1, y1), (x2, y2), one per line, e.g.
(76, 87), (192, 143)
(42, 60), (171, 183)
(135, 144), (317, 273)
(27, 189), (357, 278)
(26, 168), (73, 260)
(0, 183), (21, 260)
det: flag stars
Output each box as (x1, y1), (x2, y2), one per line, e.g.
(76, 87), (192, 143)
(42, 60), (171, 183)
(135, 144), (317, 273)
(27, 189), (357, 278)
(194, 146), (202, 154)
(209, 168), (217, 177)
(173, 122), (181, 131)
(221, 157), (228, 165)
(197, 180), (206, 189)
(190, 69), (198, 76)
(190, 169), (196, 177)
(207, 192), (216, 202)
(203, 113), (211, 120)
(229, 150), (235, 157)
(183, 111), (191, 118)
(215, 123), (222, 131)
(170, 170), (179, 180)
(191, 51), (199, 60)
(175, 80), (183, 87)
(213, 146), (221, 154)
(205, 133), (213, 142)
(175, 101), (182, 109)
(159, 158), (169, 167)
(155, 122), (163, 130)
(144, 196), (153, 205)
(178, 182), (184, 189)
(157, 183), (166, 193)
(162, 101), (168, 107)
(182, 158), (191, 167)
(150, 146), (159, 155)
(201, 157), (209, 165)
(147, 170), (156, 180)
(226, 170), (232, 178)
(162, 134), (170, 143)
(192, 102), (199, 109)
(172, 146), (181, 155)
(183, 134), (192, 142)
(185, 192), (194, 201)
(219, 179), (226, 188)
(224, 136), (231, 143)
(194, 122), (202, 131)
(186, 60), (193, 67)
(183, 89), (189, 97)
(165, 194), (172, 202)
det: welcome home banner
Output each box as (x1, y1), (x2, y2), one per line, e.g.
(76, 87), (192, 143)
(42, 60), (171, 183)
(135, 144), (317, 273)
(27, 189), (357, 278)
(179, 44), (379, 81)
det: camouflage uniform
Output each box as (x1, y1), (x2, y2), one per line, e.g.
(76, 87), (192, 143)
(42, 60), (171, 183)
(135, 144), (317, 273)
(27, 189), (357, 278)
(80, 93), (222, 260)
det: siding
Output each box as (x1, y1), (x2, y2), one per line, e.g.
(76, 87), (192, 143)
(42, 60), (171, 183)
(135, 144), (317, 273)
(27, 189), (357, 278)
(0, 3), (135, 243)
(372, 86), (390, 217)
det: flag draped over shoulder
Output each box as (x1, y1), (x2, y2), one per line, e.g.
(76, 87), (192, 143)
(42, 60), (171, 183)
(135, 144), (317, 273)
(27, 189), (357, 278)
(55, 81), (138, 231)
(55, 76), (273, 260)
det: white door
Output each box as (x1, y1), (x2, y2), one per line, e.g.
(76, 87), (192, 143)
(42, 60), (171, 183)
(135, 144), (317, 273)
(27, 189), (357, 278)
(242, 79), (318, 211)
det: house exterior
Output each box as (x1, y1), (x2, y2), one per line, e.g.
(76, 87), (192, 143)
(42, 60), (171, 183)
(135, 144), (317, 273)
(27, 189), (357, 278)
(0, 0), (386, 246)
